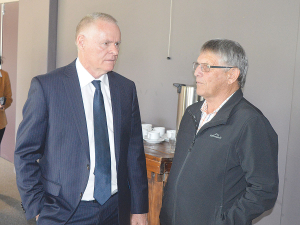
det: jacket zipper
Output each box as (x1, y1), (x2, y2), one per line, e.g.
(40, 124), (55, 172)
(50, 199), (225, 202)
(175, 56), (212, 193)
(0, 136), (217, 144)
(172, 110), (198, 224)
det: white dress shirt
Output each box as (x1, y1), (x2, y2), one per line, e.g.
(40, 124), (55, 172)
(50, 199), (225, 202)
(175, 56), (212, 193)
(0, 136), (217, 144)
(76, 58), (118, 201)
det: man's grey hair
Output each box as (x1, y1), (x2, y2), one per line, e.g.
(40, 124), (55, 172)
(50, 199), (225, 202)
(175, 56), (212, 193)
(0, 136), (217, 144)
(201, 39), (248, 88)
(75, 12), (118, 42)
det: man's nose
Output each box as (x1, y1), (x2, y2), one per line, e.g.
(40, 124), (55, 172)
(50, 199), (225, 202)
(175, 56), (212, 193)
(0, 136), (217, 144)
(194, 66), (203, 77)
(109, 44), (119, 55)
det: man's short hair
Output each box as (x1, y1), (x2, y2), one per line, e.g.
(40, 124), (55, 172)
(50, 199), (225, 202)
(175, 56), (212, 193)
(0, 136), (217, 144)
(201, 39), (248, 88)
(75, 12), (118, 42)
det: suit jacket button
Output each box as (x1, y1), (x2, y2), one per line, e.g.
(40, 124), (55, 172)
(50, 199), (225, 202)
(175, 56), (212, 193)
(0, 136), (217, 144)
(87, 164), (90, 170)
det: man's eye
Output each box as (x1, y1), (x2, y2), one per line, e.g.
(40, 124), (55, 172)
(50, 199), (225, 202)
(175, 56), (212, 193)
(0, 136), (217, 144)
(100, 42), (109, 49)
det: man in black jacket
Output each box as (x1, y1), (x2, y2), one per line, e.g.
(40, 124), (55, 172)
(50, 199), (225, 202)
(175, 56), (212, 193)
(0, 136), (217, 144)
(160, 39), (278, 225)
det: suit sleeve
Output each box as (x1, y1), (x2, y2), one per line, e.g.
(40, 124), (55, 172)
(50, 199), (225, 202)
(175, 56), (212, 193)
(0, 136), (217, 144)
(225, 115), (279, 224)
(14, 77), (47, 220)
(127, 83), (149, 214)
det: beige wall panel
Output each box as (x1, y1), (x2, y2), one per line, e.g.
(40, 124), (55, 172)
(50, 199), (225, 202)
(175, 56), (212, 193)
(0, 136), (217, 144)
(0, 1), (18, 162)
(15, 0), (51, 132)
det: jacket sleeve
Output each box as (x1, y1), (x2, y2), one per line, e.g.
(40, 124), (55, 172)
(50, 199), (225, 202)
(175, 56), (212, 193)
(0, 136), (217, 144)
(225, 115), (279, 224)
(3, 72), (13, 109)
(127, 83), (149, 214)
(14, 77), (47, 220)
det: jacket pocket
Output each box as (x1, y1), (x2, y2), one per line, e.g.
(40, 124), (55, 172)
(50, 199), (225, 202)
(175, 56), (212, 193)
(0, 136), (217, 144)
(41, 176), (62, 197)
(214, 205), (226, 225)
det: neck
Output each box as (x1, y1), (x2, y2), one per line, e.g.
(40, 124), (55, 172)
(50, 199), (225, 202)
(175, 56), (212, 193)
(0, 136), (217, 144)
(77, 55), (106, 79)
(206, 86), (239, 113)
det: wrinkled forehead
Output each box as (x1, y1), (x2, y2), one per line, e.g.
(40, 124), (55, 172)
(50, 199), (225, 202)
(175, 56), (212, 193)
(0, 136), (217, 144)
(198, 50), (223, 64)
(79, 19), (120, 36)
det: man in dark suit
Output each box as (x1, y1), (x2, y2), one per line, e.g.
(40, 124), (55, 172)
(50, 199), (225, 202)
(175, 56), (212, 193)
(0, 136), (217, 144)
(14, 12), (148, 225)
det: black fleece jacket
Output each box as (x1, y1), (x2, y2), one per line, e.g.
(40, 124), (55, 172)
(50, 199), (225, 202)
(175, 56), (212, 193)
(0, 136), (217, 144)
(160, 89), (278, 225)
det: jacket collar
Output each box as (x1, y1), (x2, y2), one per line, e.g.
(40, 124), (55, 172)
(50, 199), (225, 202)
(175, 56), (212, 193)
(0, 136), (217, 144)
(107, 71), (121, 169)
(61, 60), (90, 158)
(196, 89), (244, 133)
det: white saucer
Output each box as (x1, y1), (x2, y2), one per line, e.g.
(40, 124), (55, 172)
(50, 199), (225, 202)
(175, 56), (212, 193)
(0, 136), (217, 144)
(144, 137), (164, 144)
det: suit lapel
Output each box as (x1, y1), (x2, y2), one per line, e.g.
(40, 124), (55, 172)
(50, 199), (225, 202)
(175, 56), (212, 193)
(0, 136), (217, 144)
(108, 72), (121, 169)
(61, 61), (89, 158)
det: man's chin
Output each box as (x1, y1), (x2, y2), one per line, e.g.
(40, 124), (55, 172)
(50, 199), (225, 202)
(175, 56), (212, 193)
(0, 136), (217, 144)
(104, 63), (116, 71)
(196, 88), (204, 97)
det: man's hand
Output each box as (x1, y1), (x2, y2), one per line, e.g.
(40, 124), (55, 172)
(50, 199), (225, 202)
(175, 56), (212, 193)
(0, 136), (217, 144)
(36, 214), (39, 221)
(131, 213), (148, 225)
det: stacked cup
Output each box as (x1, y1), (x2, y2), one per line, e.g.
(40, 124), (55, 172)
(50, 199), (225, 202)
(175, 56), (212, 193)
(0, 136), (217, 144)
(142, 124), (176, 146)
(153, 127), (165, 138)
(142, 124), (152, 139)
(166, 130), (176, 140)
(147, 130), (160, 140)
(142, 124), (167, 141)
(147, 127), (165, 140)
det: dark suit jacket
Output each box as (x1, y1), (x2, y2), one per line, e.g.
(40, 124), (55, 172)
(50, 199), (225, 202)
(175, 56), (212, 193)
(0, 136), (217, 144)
(14, 60), (148, 225)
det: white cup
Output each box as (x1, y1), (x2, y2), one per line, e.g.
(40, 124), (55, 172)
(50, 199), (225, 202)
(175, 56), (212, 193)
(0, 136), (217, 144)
(167, 130), (176, 139)
(153, 127), (165, 137)
(142, 124), (152, 131)
(148, 131), (160, 140)
(142, 128), (148, 138)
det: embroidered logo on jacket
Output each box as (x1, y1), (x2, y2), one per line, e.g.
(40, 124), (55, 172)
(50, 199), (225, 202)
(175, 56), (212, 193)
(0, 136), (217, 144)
(210, 133), (222, 139)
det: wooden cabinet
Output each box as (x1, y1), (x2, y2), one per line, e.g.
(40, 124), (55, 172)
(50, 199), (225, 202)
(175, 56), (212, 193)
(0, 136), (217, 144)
(144, 142), (174, 225)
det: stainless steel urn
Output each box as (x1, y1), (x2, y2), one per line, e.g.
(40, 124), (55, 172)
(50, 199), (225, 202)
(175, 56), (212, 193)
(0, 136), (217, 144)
(173, 83), (203, 132)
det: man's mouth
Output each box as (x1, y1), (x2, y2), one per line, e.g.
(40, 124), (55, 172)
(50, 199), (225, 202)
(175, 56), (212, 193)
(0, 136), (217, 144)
(105, 59), (116, 63)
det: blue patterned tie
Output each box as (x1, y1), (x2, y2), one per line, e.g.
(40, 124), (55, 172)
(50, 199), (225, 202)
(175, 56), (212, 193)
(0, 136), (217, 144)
(92, 80), (111, 205)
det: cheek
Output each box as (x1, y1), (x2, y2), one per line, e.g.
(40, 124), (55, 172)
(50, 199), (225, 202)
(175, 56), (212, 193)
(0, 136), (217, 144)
(97, 50), (109, 59)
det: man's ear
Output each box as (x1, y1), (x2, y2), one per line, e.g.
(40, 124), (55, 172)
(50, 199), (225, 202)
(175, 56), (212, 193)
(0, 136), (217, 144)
(77, 34), (85, 50)
(227, 68), (240, 85)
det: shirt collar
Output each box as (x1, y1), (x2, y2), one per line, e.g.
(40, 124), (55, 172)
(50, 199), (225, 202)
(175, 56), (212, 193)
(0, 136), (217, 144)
(76, 58), (109, 88)
(201, 91), (236, 115)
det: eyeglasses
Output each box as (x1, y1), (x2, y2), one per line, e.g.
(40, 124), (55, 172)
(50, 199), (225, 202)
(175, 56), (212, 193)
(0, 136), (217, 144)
(193, 62), (235, 72)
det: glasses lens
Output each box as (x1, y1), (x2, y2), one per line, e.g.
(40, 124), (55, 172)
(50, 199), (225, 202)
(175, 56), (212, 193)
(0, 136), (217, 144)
(193, 62), (211, 72)
(193, 62), (202, 70)
(202, 64), (210, 72)
(193, 62), (199, 70)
